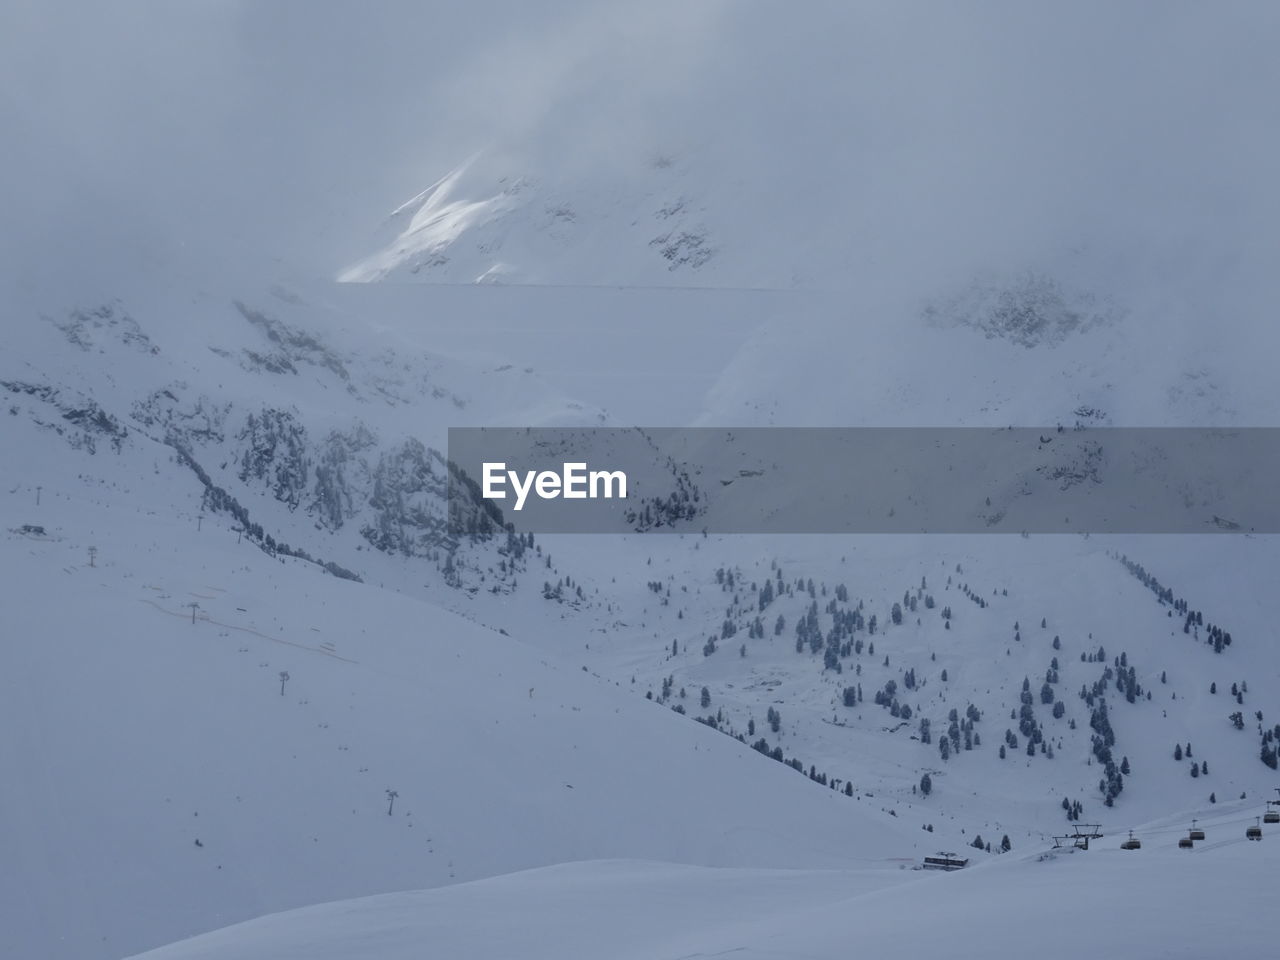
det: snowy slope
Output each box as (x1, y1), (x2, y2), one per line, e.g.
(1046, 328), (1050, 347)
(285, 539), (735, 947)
(127, 837), (1279, 960)
(539, 531), (1280, 845)
(6, 3), (1280, 958)
(338, 152), (743, 287)
(0, 463), (925, 960)
(5, 277), (1280, 960)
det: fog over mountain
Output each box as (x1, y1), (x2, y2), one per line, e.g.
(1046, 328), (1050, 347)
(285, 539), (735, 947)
(3, 4), (1279, 960)
(5, 3), (1276, 295)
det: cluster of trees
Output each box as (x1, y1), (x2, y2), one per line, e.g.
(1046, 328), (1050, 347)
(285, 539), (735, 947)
(939, 705), (981, 760)
(757, 578), (775, 610)
(1015, 678), (1048, 757)
(695, 708), (729, 730)
(677, 553), (1265, 827)
(871, 680), (914, 720)
(970, 834), (1013, 853)
(1115, 552), (1234, 654)
(61, 400), (131, 454)
(650, 675), (691, 706)
(1091, 701), (1124, 805)
(704, 568), (954, 685)
(792, 596), (878, 674)
(650, 575), (859, 792)
(1078, 650), (1153, 711)
(766, 706), (782, 733)
(623, 462), (701, 530)
(173, 439), (361, 582)
(1260, 723), (1280, 769)
(1113, 656), (1145, 704)
(542, 576), (585, 602)
(957, 583), (988, 609)
(746, 736), (856, 796)
(890, 584), (929, 624)
(237, 409), (311, 510)
(1172, 741), (1208, 777)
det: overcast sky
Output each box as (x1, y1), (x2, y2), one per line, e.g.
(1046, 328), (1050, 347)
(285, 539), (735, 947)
(2, 1), (1276, 304)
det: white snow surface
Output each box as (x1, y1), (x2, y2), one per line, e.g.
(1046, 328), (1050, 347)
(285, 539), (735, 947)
(128, 843), (1276, 960)
(3, 278), (1280, 959)
(4, 7), (1280, 950)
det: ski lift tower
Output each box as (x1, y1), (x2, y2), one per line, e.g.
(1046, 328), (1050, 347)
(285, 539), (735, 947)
(1053, 824), (1103, 850)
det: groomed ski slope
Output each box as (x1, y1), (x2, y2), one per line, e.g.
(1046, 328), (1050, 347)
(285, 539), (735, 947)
(126, 837), (1277, 960)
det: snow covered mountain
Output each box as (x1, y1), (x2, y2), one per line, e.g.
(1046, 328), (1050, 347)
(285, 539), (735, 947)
(4, 277), (1279, 960)
(338, 152), (742, 287)
(4, 3), (1279, 958)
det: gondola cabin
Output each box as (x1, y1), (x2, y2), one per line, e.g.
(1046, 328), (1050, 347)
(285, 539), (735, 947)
(1121, 831), (1141, 850)
(1264, 803), (1279, 825)
(1189, 819), (1205, 841)
(1178, 836), (1194, 849)
(1247, 818), (1263, 841)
